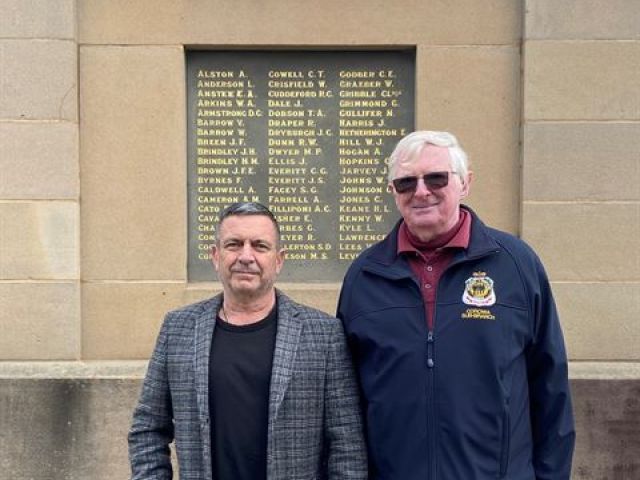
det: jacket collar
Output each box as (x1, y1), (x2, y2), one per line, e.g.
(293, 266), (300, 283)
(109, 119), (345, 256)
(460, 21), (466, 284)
(363, 205), (500, 279)
(194, 294), (220, 428)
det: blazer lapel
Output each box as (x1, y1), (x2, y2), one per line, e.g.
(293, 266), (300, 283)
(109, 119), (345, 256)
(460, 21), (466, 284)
(268, 292), (302, 424)
(194, 294), (221, 427)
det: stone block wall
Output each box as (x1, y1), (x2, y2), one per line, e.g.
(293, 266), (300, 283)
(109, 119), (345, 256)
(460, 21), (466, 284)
(0, 0), (80, 360)
(522, 2), (640, 364)
(522, 2), (640, 475)
(1, 0), (638, 478)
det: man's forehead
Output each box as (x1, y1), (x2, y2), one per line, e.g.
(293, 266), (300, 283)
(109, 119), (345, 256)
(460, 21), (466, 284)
(397, 144), (451, 172)
(218, 215), (278, 237)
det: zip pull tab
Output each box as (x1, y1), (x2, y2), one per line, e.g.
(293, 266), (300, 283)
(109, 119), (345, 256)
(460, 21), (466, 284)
(427, 331), (435, 368)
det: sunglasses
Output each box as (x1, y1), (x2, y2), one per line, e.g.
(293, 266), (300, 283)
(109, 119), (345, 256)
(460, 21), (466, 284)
(391, 171), (456, 194)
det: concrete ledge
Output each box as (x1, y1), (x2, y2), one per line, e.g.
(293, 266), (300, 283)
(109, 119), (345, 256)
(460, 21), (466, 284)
(0, 361), (147, 379)
(0, 361), (638, 478)
(2, 360), (639, 379)
(570, 362), (640, 379)
(0, 377), (139, 480)
(571, 378), (640, 479)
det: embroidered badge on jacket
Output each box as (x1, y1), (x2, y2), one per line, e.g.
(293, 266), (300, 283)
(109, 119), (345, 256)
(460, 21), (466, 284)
(462, 271), (496, 307)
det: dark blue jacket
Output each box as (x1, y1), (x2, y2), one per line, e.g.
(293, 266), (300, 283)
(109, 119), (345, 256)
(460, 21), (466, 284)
(337, 207), (575, 480)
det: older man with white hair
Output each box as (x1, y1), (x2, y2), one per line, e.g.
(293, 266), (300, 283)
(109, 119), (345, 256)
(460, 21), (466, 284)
(338, 131), (575, 480)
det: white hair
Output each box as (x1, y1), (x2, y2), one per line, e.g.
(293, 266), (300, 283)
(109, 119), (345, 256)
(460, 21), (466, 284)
(387, 131), (469, 182)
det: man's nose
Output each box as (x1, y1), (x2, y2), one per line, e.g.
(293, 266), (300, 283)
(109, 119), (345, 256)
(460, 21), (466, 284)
(238, 242), (255, 262)
(414, 177), (432, 197)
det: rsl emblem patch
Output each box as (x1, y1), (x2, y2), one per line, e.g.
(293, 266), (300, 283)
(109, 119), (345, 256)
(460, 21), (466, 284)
(462, 271), (496, 307)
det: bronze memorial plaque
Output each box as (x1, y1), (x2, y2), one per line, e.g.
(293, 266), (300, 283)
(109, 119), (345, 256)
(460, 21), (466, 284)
(187, 50), (415, 281)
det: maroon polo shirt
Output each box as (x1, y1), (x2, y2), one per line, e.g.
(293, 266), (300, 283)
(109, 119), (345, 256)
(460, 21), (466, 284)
(397, 208), (471, 330)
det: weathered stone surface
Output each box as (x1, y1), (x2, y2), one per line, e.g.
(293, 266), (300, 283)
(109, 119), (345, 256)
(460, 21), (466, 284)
(0, 283), (79, 360)
(0, 39), (77, 121)
(0, 201), (78, 279)
(0, 122), (79, 199)
(0, 0), (75, 39)
(78, 0), (520, 46)
(522, 203), (640, 281)
(554, 283), (640, 361)
(526, 0), (640, 40)
(525, 41), (640, 121)
(82, 282), (189, 359)
(523, 123), (640, 201)
(0, 378), (139, 480)
(571, 379), (640, 479)
(80, 46), (186, 281)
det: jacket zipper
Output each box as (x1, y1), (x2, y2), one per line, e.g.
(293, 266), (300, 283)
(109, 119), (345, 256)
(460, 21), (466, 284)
(426, 329), (436, 480)
(424, 249), (499, 480)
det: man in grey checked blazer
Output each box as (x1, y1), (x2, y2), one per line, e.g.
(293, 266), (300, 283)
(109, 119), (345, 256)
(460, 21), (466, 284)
(129, 202), (367, 480)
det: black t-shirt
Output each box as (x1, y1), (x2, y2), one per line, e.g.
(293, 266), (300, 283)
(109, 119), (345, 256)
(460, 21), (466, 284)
(209, 304), (278, 480)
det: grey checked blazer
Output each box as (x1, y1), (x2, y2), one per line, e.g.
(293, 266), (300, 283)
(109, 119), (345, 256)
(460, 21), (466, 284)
(129, 290), (367, 480)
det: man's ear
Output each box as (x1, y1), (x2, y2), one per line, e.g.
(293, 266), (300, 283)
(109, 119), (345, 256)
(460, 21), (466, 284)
(275, 248), (286, 274)
(211, 244), (220, 271)
(460, 171), (473, 198)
